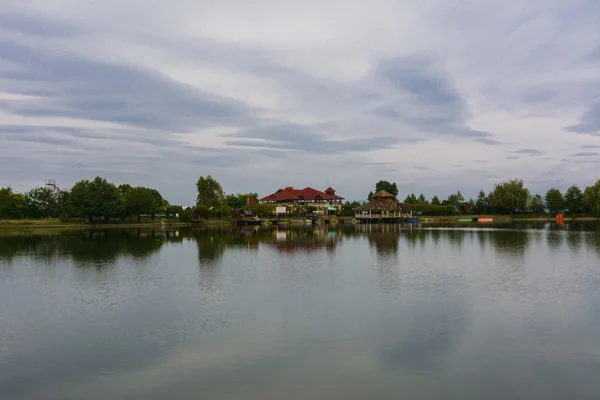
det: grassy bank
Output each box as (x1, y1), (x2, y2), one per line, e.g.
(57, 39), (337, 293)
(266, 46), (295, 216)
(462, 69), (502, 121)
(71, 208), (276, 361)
(0, 218), (191, 230)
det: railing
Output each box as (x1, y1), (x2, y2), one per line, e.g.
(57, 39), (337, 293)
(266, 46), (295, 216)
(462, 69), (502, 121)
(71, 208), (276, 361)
(354, 212), (405, 218)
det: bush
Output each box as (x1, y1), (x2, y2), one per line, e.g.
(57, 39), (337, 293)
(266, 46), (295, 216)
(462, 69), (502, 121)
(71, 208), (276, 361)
(241, 204), (276, 218)
(403, 203), (456, 216)
(178, 209), (191, 223)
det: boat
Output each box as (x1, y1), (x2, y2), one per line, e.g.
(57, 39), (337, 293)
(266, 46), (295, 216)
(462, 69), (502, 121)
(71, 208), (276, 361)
(459, 218), (473, 222)
(477, 217), (493, 223)
(405, 217), (419, 223)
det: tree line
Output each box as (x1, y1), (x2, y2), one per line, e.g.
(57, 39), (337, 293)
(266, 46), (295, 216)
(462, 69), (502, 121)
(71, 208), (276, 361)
(365, 179), (600, 216)
(4, 175), (600, 222)
(0, 177), (176, 222)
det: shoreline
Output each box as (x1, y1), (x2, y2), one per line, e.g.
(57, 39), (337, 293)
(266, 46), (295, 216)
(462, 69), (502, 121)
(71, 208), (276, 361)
(1, 215), (598, 230)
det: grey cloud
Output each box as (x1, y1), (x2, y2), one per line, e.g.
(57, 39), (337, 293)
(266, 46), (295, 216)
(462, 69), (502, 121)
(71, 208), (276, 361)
(0, 39), (253, 132)
(476, 138), (503, 146)
(580, 145), (600, 149)
(0, 11), (81, 37)
(222, 124), (409, 153)
(566, 100), (600, 136)
(570, 152), (598, 157)
(562, 158), (600, 164)
(377, 56), (462, 107)
(506, 155), (520, 160)
(512, 149), (544, 156)
(371, 56), (502, 144)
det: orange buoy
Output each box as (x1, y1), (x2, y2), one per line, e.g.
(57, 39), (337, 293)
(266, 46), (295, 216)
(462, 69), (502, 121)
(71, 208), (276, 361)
(555, 213), (564, 224)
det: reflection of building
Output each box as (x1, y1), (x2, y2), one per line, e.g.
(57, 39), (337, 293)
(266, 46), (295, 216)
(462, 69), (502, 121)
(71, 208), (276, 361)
(268, 227), (343, 253)
(259, 186), (344, 214)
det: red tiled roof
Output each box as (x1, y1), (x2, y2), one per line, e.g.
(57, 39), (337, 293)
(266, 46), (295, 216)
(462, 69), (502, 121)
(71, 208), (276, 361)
(260, 186), (344, 202)
(247, 197), (258, 204)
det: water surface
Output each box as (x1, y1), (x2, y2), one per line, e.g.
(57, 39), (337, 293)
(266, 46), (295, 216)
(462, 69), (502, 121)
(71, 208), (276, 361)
(1, 222), (600, 399)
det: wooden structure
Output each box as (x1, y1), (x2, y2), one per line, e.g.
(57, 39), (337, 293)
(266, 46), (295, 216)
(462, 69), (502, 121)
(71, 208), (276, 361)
(189, 207), (204, 226)
(355, 190), (408, 223)
(232, 209), (261, 226)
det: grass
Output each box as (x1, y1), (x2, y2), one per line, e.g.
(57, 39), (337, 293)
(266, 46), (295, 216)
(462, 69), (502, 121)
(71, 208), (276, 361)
(0, 218), (189, 230)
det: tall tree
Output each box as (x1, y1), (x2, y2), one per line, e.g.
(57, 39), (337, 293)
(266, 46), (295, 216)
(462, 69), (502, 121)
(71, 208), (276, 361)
(545, 188), (564, 214)
(404, 193), (418, 204)
(417, 194), (427, 204)
(584, 179), (600, 216)
(564, 185), (585, 216)
(125, 187), (157, 222)
(488, 179), (530, 214)
(430, 195), (441, 205)
(528, 194), (546, 214)
(0, 187), (14, 219)
(25, 187), (57, 219)
(71, 177), (121, 222)
(374, 180), (399, 198)
(196, 176), (224, 208)
(475, 190), (488, 214)
(0, 188), (26, 219)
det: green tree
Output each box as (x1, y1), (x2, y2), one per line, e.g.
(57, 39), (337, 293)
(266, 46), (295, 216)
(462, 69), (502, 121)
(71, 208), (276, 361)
(417, 194), (427, 204)
(342, 200), (361, 217)
(474, 190), (488, 214)
(367, 191), (374, 201)
(0, 189), (27, 219)
(0, 187), (14, 219)
(564, 185), (585, 216)
(225, 192), (259, 209)
(584, 179), (600, 216)
(70, 177), (121, 222)
(545, 188), (564, 214)
(430, 195), (441, 205)
(124, 187), (157, 222)
(467, 198), (475, 212)
(488, 179), (530, 215)
(196, 176), (224, 208)
(25, 187), (57, 219)
(445, 191), (464, 207)
(374, 180), (399, 198)
(404, 193), (418, 204)
(527, 194), (546, 214)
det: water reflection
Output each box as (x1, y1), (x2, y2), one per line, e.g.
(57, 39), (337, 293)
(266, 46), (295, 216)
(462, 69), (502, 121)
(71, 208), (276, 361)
(1, 222), (599, 267)
(2, 222), (600, 399)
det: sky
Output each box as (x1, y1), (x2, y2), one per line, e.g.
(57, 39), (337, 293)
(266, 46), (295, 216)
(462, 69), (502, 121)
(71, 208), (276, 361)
(1, 0), (599, 205)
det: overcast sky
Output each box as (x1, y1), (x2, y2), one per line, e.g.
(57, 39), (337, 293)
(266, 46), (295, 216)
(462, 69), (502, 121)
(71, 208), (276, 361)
(1, 0), (599, 204)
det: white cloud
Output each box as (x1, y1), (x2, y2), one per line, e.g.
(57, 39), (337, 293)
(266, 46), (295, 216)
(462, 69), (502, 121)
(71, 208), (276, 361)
(1, 1), (599, 204)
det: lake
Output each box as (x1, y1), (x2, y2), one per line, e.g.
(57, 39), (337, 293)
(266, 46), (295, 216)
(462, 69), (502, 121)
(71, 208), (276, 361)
(1, 222), (600, 399)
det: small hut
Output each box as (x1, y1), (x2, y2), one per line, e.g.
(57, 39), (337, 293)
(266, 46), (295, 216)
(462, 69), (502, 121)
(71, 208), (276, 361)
(355, 190), (403, 220)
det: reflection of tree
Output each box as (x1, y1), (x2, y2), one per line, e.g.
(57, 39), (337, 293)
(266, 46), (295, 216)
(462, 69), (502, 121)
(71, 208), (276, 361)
(566, 230), (583, 253)
(546, 224), (564, 253)
(192, 228), (232, 265)
(0, 233), (70, 262)
(0, 229), (168, 268)
(485, 229), (530, 257)
(69, 230), (165, 268)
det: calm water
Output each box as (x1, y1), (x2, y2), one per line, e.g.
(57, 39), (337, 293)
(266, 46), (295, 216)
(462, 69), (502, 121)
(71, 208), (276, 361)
(1, 222), (600, 399)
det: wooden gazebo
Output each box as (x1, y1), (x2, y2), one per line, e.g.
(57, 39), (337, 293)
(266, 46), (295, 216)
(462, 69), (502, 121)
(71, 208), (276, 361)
(355, 190), (404, 221)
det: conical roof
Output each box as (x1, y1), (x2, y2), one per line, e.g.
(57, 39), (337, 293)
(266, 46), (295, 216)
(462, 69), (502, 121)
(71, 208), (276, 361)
(373, 190), (394, 198)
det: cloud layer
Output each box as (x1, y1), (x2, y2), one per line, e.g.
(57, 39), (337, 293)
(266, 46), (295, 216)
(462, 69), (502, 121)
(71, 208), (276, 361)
(1, 1), (600, 203)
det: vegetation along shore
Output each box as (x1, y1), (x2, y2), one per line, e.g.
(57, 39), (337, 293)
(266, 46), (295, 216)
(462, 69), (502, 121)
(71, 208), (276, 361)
(1, 175), (600, 228)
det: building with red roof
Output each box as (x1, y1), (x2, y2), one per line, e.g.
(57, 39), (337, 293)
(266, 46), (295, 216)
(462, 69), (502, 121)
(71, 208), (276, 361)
(259, 186), (344, 214)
